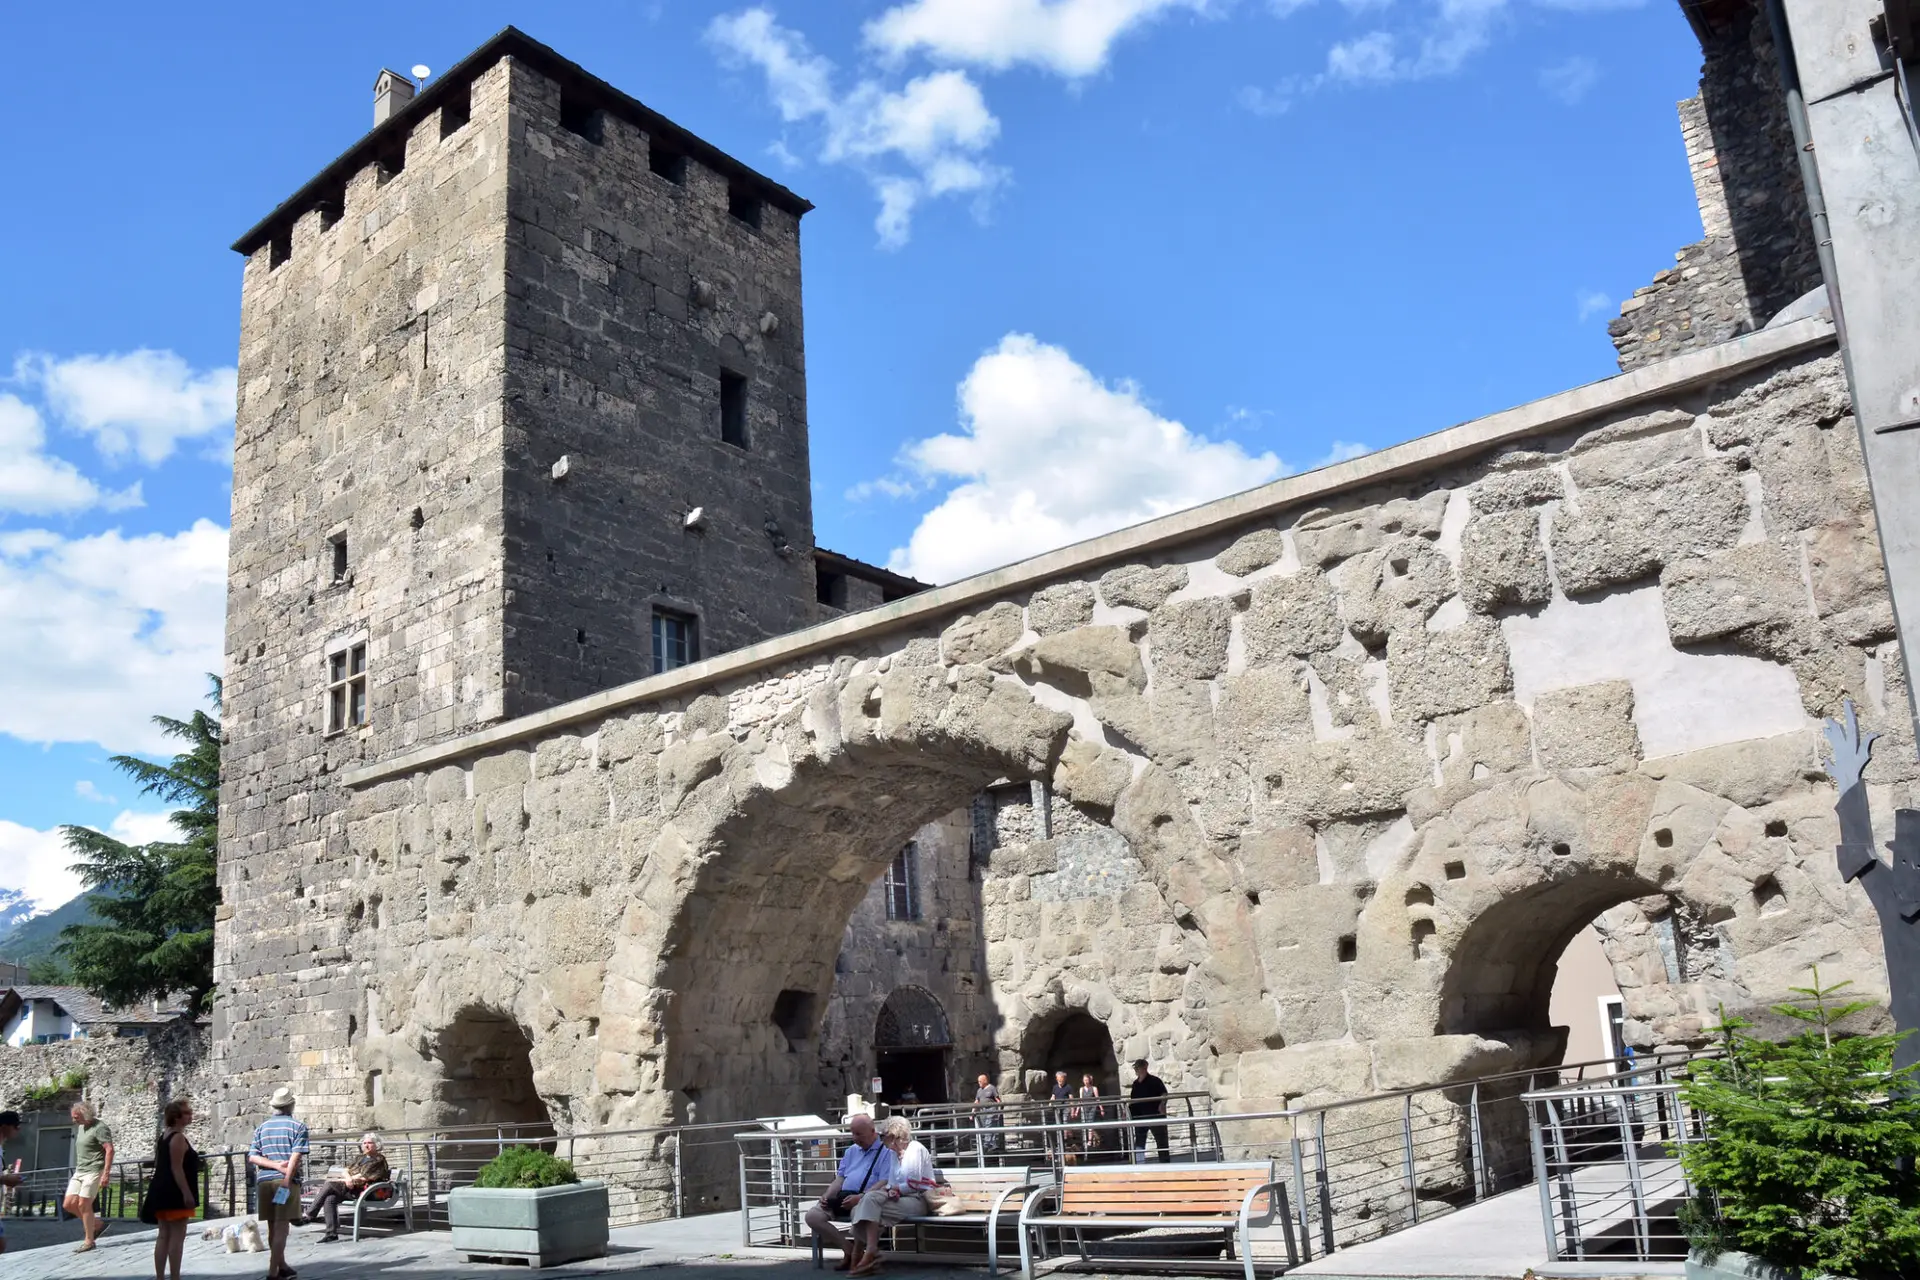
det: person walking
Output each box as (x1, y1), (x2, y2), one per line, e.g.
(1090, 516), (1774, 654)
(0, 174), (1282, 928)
(1048, 1071), (1074, 1161)
(247, 1087), (310, 1280)
(972, 1074), (1003, 1157)
(140, 1098), (201, 1280)
(1128, 1059), (1171, 1164)
(63, 1101), (114, 1252)
(0, 1110), (23, 1255)
(1076, 1073), (1103, 1154)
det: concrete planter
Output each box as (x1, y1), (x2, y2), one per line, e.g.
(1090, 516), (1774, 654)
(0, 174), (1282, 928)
(448, 1181), (609, 1269)
(1688, 1249), (1843, 1280)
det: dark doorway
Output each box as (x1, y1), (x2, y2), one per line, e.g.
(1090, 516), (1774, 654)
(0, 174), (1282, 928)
(874, 986), (953, 1104)
(876, 1048), (950, 1105)
(1026, 1010), (1119, 1096)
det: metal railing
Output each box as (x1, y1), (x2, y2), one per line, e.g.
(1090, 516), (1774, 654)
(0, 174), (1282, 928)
(1524, 1067), (1705, 1262)
(1, 1150), (249, 1224)
(738, 1051), (1703, 1268)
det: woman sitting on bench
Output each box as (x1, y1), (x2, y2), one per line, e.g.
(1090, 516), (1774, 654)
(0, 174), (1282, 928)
(848, 1116), (937, 1277)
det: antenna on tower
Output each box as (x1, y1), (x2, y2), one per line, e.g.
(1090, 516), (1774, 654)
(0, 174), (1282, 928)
(411, 64), (432, 83)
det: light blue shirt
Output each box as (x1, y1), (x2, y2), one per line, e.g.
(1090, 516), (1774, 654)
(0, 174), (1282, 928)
(249, 1113), (311, 1184)
(836, 1139), (896, 1193)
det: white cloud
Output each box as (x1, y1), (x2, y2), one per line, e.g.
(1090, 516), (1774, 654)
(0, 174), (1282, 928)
(74, 780), (115, 805)
(1313, 440), (1373, 467)
(0, 811), (181, 914)
(1576, 288), (1614, 322)
(710, 9), (1005, 247)
(1327, 31), (1400, 82)
(16, 350), (237, 466)
(1539, 55), (1600, 103)
(864, 0), (1206, 78)
(882, 334), (1283, 583)
(0, 394), (142, 516)
(0, 520), (227, 754)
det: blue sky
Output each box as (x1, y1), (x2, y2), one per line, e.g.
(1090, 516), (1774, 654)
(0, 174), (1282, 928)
(0, 0), (1707, 912)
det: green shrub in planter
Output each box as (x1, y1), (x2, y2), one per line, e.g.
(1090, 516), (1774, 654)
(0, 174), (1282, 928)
(1677, 973), (1920, 1278)
(474, 1146), (579, 1189)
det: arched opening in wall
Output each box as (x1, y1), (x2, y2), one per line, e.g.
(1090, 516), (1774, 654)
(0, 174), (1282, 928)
(428, 1007), (556, 1140)
(1437, 873), (1660, 1067)
(874, 985), (953, 1105)
(1020, 1009), (1120, 1098)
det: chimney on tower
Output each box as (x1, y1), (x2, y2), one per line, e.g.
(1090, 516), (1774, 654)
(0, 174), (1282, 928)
(373, 69), (416, 125)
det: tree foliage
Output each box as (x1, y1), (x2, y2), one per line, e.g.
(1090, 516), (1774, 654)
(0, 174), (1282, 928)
(56, 679), (221, 1011)
(1677, 971), (1920, 1277)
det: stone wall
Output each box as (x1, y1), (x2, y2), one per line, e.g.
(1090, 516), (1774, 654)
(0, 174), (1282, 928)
(293, 328), (1898, 1201)
(217, 46), (819, 1141)
(0, 1022), (215, 1162)
(1609, 2), (1822, 369)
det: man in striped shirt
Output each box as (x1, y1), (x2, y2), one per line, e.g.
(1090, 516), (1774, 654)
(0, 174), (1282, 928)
(248, 1087), (310, 1280)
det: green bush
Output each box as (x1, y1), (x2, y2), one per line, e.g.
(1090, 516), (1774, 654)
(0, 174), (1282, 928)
(473, 1146), (579, 1190)
(1676, 972), (1920, 1277)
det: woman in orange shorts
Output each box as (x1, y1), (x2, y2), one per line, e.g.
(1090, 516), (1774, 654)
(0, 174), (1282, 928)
(140, 1097), (201, 1280)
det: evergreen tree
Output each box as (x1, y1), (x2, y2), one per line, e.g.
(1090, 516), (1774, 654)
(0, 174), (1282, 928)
(1678, 970), (1920, 1276)
(56, 679), (221, 1011)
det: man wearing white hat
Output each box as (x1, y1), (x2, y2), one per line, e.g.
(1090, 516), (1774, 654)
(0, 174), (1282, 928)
(247, 1087), (309, 1280)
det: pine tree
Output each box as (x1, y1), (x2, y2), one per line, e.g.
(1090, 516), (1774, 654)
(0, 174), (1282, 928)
(1678, 970), (1920, 1276)
(55, 679), (221, 1012)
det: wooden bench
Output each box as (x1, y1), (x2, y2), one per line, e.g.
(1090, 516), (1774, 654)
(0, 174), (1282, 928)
(1017, 1161), (1297, 1280)
(810, 1166), (1051, 1275)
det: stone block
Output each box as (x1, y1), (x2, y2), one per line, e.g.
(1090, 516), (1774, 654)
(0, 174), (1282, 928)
(1010, 626), (1145, 699)
(1234, 1042), (1374, 1103)
(1148, 596), (1235, 682)
(942, 602), (1025, 666)
(1051, 740), (1133, 816)
(473, 748), (532, 793)
(1236, 824), (1320, 893)
(1099, 563), (1188, 611)
(1215, 528), (1288, 576)
(1259, 733), (1428, 822)
(1027, 582), (1095, 635)
(1243, 569), (1345, 662)
(1386, 618), (1512, 721)
(1340, 538), (1456, 648)
(1369, 1034), (1530, 1090)
(1532, 680), (1640, 769)
(1458, 509), (1551, 614)
(1806, 515), (1887, 620)
(1295, 492), (1449, 568)
(1565, 409), (1699, 488)
(1470, 467), (1563, 513)
(1552, 456), (1749, 595)
(1660, 539), (1806, 646)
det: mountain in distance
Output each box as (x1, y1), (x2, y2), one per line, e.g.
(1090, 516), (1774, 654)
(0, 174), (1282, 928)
(0, 887), (36, 938)
(0, 890), (101, 971)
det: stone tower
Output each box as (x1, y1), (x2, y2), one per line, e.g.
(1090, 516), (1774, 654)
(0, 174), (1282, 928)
(214, 29), (817, 1131)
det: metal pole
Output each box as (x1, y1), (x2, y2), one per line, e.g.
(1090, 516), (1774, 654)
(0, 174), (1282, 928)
(1289, 1134), (1313, 1262)
(1617, 1091), (1652, 1259)
(1314, 1110), (1334, 1256)
(674, 1132), (684, 1218)
(1402, 1093), (1419, 1225)
(739, 1143), (752, 1248)
(1468, 1082), (1486, 1200)
(1527, 1098), (1561, 1261)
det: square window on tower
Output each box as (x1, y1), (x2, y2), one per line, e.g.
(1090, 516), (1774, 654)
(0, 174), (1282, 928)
(651, 608), (698, 674)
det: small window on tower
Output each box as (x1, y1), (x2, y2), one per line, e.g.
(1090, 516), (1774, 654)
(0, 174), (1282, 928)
(649, 141), (687, 184)
(884, 845), (920, 922)
(816, 570), (848, 609)
(651, 608), (698, 674)
(439, 80), (472, 139)
(720, 371), (750, 449)
(728, 184), (763, 229)
(559, 90), (603, 143)
(326, 643), (369, 735)
(268, 227), (291, 270)
(329, 532), (349, 584)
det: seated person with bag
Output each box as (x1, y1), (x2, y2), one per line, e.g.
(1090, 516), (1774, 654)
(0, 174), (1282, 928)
(302, 1132), (390, 1242)
(848, 1116), (939, 1277)
(806, 1115), (895, 1273)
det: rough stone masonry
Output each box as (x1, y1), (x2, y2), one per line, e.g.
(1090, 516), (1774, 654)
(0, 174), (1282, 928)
(212, 12), (1903, 1220)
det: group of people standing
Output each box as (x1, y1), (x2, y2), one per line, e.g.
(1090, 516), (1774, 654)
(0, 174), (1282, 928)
(0, 1086), (386, 1280)
(973, 1058), (1171, 1162)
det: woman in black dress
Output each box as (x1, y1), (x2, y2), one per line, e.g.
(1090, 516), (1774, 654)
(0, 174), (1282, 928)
(141, 1098), (200, 1280)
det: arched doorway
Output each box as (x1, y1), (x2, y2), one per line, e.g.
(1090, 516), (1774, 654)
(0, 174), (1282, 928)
(875, 986), (952, 1104)
(428, 1006), (555, 1135)
(1021, 1009), (1119, 1097)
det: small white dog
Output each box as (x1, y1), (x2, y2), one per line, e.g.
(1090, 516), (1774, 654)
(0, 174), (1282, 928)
(207, 1218), (266, 1252)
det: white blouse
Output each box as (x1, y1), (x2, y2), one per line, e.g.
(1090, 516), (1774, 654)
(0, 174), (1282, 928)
(888, 1140), (937, 1192)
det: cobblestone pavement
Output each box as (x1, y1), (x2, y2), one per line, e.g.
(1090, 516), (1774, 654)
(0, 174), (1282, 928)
(0, 1216), (972, 1280)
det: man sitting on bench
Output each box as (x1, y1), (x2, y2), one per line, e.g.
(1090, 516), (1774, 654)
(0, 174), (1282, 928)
(806, 1115), (895, 1272)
